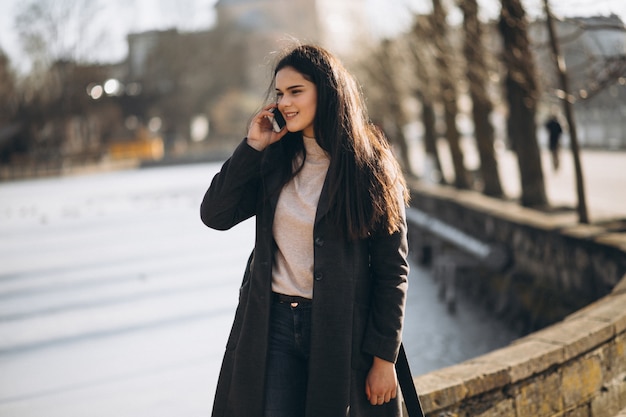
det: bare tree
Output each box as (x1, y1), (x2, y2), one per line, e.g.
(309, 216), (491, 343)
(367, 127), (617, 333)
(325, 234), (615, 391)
(499, 0), (548, 208)
(374, 40), (414, 175)
(432, 0), (471, 189)
(409, 16), (446, 184)
(545, 17), (626, 102)
(10, 0), (109, 167)
(353, 40), (415, 176)
(459, 0), (504, 197)
(15, 0), (104, 76)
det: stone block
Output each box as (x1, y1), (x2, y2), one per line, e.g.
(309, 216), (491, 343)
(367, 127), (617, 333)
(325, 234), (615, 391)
(563, 406), (590, 417)
(567, 293), (626, 335)
(562, 224), (610, 239)
(527, 316), (615, 361)
(414, 371), (468, 412)
(595, 233), (626, 252)
(589, 373), (626, 417)
(449, 392), (515, 417)
(477, 339), (564, 383)
(472, 398), (515, 417)
(612, 274), (626, 295)
(433, 361), (510, 397)
(561, 355), (603, 409)
(603, 334), (626, 382)
(617, 375), (626, 409)
(513, 372), (563, 417)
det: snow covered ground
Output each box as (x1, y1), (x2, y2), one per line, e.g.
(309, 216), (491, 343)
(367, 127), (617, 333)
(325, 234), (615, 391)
(0, 164), (252, 416)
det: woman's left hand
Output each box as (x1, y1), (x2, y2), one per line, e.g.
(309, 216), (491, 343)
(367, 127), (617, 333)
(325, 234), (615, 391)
(365, 356), (398, 406)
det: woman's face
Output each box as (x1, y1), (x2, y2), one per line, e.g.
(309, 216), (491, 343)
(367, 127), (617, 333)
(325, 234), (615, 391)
(275, 66), (317, 137)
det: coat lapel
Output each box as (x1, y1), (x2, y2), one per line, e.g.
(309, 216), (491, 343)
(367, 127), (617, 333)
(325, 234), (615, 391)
(314, 170), (332, 225)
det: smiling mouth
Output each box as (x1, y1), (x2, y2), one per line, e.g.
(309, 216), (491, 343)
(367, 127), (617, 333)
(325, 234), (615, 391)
(285, 112), (298, 119)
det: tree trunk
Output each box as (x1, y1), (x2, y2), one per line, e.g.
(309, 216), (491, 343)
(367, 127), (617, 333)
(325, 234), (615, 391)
(387, 111), (413, 175)
(432, 0), (471, 189)
(499, 0), (548, 207)
(419, 90), (446, 184)
(543, 0), (589, 223)
(460, 0), (504, 197)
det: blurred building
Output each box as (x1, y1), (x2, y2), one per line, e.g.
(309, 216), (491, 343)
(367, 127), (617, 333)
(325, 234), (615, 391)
(214, 0), (370, 57)
(213, 0), (371, 92)
(529, 14), (626, 149)
(115, 0), (373, 151)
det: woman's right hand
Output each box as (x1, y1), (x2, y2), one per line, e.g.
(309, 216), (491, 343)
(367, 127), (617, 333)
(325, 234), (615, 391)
(246, 105), (287, 151)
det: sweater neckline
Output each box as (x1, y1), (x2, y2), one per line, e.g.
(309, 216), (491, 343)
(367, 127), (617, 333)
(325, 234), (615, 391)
(303, 136), (329, 162)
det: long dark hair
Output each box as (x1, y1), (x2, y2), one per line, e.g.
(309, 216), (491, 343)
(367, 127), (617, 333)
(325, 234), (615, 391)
(268, 44), (408, 240)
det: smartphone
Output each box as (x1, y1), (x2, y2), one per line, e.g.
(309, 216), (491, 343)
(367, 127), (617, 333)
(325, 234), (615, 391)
(270, 107), (286, 132)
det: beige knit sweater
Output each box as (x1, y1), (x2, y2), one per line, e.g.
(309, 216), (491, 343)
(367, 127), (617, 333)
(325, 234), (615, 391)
(271, 136), (330, 299)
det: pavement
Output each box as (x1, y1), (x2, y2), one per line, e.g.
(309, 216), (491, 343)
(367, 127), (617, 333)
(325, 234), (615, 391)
(419, 143), (626, 222)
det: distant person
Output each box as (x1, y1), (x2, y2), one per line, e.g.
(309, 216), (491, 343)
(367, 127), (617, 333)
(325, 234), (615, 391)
(545, 116), (563, 171)
(200, 44), (410, 417)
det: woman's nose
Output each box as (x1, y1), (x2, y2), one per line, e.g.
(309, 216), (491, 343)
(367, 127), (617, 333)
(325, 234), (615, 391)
(278, 96), (290, 108)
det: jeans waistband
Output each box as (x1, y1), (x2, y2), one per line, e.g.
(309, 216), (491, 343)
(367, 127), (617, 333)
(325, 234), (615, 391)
(272, 292), (312, 306)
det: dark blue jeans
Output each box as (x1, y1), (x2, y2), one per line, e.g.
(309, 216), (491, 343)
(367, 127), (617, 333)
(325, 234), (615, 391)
(264, 299), (312, 417)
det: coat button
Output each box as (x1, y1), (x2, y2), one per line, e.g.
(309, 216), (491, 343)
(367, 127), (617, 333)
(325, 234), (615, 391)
(314, 272), (323, 281)
(314, 237), (324, 247)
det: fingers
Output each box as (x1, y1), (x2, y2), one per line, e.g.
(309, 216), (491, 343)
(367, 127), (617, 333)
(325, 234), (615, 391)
(252, 106), (285, 134)
(250, 109), (273, 129)
(369, 394), (390, 406)
(258, 104), (278, 122)
(250, 103), (276, 123)
(367, 390), (395, 406)
(366, 376), (397, 405)
(246, 106), (287, 151)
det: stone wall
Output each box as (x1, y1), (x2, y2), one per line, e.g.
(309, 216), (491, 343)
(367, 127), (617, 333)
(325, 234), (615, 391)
(408, 181), (626, 332)
(406, 180), (626, 417)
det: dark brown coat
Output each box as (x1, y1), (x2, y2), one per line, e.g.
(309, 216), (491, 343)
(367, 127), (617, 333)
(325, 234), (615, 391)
(200, 139), (409, 417)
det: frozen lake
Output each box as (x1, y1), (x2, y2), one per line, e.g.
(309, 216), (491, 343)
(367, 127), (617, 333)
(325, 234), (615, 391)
(0, 163), (518, 417)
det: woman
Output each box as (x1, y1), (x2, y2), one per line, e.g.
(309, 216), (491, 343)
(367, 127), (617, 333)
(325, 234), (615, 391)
(201, 44), (410, 417)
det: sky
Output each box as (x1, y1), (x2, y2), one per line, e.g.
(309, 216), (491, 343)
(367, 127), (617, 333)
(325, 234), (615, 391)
(0, 0), (625, 74)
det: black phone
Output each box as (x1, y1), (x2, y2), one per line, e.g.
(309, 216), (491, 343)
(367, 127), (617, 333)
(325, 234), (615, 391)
(270, 107), (286, 132)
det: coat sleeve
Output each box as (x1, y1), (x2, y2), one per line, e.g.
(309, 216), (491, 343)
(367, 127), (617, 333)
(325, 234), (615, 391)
(200, 138), (264, 230)
(362, 191), (410, 364)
